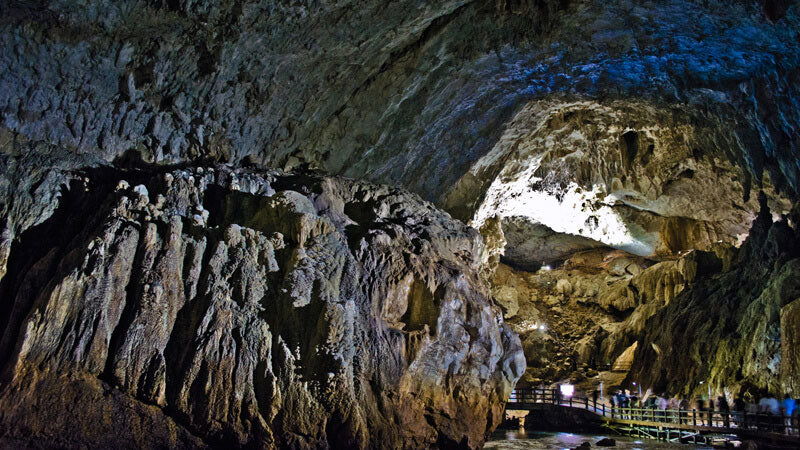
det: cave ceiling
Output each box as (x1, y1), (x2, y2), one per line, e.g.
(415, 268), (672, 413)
(2, 0), (800, 261)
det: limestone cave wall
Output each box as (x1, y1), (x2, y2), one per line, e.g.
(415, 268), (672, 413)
(0, 137), (524, 448)
(3, 1), (800, 208)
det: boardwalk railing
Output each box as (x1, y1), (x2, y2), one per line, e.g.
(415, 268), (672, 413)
(595, 362), (633, 372)
(507, 388), (800, 437)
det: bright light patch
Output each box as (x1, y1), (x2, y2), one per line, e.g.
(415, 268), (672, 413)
(560, 384), (574, 398)
(473, 158), (654, 256)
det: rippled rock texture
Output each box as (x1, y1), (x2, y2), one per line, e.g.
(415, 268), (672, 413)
(0, 145), (524, 449)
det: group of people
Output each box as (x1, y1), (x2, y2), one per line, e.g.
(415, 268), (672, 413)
(602, 390), (799, 435)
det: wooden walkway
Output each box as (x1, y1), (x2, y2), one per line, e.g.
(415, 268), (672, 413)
(506, 388), (800, 446)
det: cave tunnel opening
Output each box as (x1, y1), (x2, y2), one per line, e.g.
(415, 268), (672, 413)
(471, 101), (797, 435)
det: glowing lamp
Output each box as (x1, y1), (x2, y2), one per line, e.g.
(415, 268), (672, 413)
(560, 384), (574, 398)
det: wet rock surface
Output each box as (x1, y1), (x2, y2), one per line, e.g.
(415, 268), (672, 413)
(0, 143), (524, 449)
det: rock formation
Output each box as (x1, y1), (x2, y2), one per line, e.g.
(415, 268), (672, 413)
(2, 1), (800, 205)
(0, 140), (524, 448)
(490, 245), (706, 385)
(628, 195), (800, 399)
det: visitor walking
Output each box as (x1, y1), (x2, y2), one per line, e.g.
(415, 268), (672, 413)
(708, 397), (716, 427)
(658, 395), (669, 422)
(758, 392), (780, 432)
(668, 396), (679, 423)
(696, 396), (706, 426)
(733, 395), (745, 428)
(760, 393), (779, 414)
(718, 395), (730, 428)
(746, 395), (759, 430)
(620, 391), (628, 419)
(679, 397), (689, 424)
(781, 395), (795, 435)
(793, 398), (800, 436)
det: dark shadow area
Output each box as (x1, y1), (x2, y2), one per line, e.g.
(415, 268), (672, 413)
(0, 174), (114, 375)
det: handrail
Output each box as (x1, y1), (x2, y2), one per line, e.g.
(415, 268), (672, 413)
(595, 362), (633, 372)
(506, 389), (799, 436)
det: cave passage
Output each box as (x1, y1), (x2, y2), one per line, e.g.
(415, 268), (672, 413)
(1, 0), (800, 449)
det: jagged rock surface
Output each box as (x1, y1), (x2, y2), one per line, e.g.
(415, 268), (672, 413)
(0, 148), (524, 449)
(490, 243), (730, 385)
(2, 0), (800, 441)
(628, 196), (800, 398)
(470, 100), (792, 267)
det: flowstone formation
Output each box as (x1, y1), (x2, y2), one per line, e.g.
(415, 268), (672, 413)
(0, 141), (524, 449)
(467, 96), (795, 393)
(490, 249), (706, 385)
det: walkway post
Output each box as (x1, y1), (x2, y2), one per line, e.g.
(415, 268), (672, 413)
(693, 409), (697, 427)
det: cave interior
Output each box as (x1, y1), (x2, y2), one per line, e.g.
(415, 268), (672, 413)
(1, 0), (800, 448)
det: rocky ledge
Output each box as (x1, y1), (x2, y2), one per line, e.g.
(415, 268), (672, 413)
(0, 147), (524, 449)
